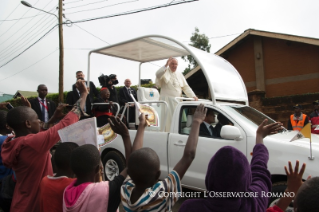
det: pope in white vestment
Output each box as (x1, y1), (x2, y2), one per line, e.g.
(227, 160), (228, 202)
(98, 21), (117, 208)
(155, 58), (198, 132)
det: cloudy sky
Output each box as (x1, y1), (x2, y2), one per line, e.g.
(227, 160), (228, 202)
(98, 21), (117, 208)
(0, 0), (318, 96)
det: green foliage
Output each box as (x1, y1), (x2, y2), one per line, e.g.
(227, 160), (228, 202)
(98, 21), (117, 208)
(182, 27), (211, 75)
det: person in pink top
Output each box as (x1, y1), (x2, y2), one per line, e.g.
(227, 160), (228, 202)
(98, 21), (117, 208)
(63, 114), (148, 212)
(1, 80), (88, 212)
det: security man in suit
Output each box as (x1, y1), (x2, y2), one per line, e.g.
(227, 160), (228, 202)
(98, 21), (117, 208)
(30, 84), (56, 122)
(118, 79), (137, 123)
(199, 109), (217, 137)
(66, 70), (99, 116)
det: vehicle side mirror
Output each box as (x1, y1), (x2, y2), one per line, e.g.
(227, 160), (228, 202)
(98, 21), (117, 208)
(220, 125), (241, 140)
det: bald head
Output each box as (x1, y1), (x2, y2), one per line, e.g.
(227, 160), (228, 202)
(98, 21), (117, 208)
(128, 147), (160, 185)
(124, 79), (131, 88)
(100, 88), (110, 100)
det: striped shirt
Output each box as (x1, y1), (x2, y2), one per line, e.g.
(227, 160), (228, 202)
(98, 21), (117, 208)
(121, 171), (181, 212)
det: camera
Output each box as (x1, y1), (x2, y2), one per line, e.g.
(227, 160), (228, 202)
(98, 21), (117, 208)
(98, 74), (110, 87)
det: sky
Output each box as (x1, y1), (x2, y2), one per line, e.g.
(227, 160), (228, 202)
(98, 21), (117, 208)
(0, 0), (319, 96)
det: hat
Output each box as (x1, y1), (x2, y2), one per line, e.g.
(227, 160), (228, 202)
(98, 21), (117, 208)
(293, 104), (302, 109)
(313, 100), (319, 105)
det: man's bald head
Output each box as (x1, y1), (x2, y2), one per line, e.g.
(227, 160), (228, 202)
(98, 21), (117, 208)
(7, 106), (40, 133)
(124, 79), (132, 88)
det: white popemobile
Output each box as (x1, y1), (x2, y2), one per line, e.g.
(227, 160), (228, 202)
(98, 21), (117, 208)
(86, 35), (319, 209)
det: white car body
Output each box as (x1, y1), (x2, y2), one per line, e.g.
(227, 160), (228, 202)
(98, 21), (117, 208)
(86, 35), (319, 192)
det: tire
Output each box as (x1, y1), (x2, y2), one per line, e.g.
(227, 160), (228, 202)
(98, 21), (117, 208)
(269, 182), (294, 212)
(102, 151), (126, 181)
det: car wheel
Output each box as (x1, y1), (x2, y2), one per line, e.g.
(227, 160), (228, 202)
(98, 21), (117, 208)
(102, 151), (126, 181)
(269, 182), (294, 212)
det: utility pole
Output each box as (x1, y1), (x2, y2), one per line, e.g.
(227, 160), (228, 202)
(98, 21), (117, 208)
(58, 0), (64, 103)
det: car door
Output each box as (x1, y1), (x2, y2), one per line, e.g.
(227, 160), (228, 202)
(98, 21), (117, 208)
(167, 105), (247, 190)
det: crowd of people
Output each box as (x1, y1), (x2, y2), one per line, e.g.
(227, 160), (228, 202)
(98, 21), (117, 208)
(0, 58), (318, 212)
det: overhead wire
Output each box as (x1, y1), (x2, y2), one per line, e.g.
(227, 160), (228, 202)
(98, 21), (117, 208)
(0, 0), (198, 69)
(0, 2), (55, 55)
(0, 0), (41, 38)
(65, 0), (108, 10)
(0, 25), (58, 69)
(0, 6), (57, 56)
(70, 0), (198, 24)
(0, 2), (20, 26)
(0, 19), (57, 62)
(0, 14), (47, 22)
(74, 24), (110, 44)
(0, 49), (58, 82)
(65, 0), (139, 15)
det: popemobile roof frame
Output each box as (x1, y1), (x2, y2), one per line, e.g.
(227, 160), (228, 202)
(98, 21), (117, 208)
(87, 35), (249, 105)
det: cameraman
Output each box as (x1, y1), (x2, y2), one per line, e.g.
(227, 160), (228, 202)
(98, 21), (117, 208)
(106, 74), (119, 103)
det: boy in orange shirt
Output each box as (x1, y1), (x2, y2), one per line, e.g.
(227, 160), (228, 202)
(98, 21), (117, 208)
(40, 142), (79, 212)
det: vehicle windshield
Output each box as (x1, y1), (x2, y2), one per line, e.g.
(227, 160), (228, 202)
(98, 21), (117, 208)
(226, 105), (277, 126)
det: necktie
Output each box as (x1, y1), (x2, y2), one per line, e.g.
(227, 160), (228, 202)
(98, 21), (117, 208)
(41, 99), (45, 122)
(209, 125), (215, 136)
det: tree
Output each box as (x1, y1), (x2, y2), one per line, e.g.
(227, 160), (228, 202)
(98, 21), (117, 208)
(182, 27), (211, 75)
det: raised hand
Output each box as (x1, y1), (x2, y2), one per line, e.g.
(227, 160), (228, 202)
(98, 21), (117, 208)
(75, 79), (88, 95)
(20, 96), (31, 108)
(0, 102), (9, 109)
(192, 104), (207, 124)
(108, 116), (129, 137)
(138, 113), (148, 128)
(285, 160), (307, 194)
(257, 119), (283, 138)
(53, 104), (68, 120)
(165, 57), (174, 67)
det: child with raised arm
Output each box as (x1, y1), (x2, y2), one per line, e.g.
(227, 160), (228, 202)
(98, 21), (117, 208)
(62, 114), (147, 212)
(179, 119), (282, 212)
(121, 104), (207, 212)
(1, 80), (88, 212)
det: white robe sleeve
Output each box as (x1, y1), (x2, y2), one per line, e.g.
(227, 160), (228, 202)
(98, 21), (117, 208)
(156, 66), (170, 87)
(179, 72), (196, 98)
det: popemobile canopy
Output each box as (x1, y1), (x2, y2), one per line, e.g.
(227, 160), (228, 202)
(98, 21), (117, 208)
(87, 35), (248, 105)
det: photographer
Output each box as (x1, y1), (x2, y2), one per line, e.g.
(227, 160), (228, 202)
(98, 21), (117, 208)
(107, 74), (119, 103)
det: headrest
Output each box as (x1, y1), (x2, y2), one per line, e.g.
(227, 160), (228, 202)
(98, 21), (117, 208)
(137, 87), (160, 102)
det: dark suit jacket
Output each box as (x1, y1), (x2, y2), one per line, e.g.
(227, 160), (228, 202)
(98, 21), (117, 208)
(118, 87), (137, 106)
(67, 81), (99, 115)
(108, 85), (119, 103)
(30, 97), (56, 122)
(199, 122), (217, 138)
(118, 87), (137, 122)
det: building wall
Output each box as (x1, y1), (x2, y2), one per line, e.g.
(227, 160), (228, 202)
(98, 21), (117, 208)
(222, 37), (256, 92)
(220, 35), (319, 98)
(263, 37), (319, 97)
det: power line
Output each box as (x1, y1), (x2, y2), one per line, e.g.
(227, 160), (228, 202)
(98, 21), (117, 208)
(0, 20), (57, 62)
(0, 6), (57, 56)
(64, 0), (84, 5)
(0, 49), (58, 82)
(0, 25), (58, 69)
(0, 0), (41, 38)
(70, 0), (198, 24)
(0, 3), (20, 26)
(209, 33), (240, 39)
(65, 0), (107, 10)
(74, 24), (110, 44)
(0, 3), (57, 56)
(0, 14), (47, 22)
(65, 0), (139, 15)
